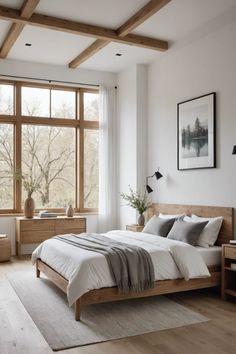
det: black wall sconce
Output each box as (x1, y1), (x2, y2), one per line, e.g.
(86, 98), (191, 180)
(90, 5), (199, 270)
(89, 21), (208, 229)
(232, 145), (236, 155)
(146, 170), (163, 194)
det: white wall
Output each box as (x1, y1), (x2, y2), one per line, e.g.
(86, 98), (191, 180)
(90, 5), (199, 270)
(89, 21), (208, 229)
(118, 65), (137, 228)
(118, 64), (148, 229)
(0, 59), (117, 254)
(0, 58), (117, 87)
(148, 16), (236, 237)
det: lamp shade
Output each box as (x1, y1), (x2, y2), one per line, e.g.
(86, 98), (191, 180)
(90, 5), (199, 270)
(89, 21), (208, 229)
(232, 145), (236, 155)
(146, 185), (153, 194)
(155, 171), (163, 180)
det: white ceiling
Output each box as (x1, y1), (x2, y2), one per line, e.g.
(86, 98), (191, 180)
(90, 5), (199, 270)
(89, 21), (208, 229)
(0, 0), (236, 73)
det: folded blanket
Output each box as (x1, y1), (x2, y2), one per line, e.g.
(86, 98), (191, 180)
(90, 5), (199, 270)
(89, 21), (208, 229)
(54, 233), (155, 293)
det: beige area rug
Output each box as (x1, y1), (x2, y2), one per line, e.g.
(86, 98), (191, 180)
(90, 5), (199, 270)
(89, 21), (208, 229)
(7, 271), (208, 351)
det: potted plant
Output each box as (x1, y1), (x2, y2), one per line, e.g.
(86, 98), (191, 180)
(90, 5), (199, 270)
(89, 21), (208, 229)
(15, 170), (40, 218)
(121, 186), (151, 226)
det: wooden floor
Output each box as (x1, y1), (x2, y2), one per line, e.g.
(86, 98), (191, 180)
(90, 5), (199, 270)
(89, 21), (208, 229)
(0, 257), (236, 354)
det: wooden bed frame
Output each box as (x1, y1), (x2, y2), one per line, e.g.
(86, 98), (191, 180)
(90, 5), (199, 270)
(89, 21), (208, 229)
(36, 203), (234, 321)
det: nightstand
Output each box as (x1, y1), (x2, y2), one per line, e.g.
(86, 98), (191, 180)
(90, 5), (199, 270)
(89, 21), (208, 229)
(221, 244), (236, 300)
(126, 224), (144, 232)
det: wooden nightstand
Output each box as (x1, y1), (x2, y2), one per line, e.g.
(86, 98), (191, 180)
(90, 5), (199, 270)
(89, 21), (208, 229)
(126, 224), (144, 232)
(221, 244), (236, 300)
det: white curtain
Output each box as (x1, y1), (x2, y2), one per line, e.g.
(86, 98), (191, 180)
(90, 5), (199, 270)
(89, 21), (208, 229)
(98, 86), (117, 232)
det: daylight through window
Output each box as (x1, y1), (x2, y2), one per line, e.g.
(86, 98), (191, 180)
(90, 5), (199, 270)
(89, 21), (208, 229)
(0, 81), (99, 212)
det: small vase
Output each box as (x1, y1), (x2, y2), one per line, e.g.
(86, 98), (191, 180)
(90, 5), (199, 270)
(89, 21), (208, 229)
(24, 196), (35, 218)
(66, 204), (74, 217)
(138, 213), (145, 226)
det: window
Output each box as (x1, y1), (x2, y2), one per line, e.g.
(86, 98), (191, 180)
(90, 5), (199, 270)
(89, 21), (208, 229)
(22, 86), (50, 117)
(22, 126), (76, 208)
(84, 129), (99, 208)
(0, 124), (14, 209)
(51, 90), (76, 119)
(84, 92), (99, 121)
(0, 81), (99, 213)
(0, 84), (14, 115)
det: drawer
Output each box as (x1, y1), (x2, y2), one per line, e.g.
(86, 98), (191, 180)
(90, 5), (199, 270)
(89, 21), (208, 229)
(55, 227), (86, 235)
(55, 218), (86, 230)
(20, 231), (56, 244)
(224, 246), (236, 260)
(20, 219), (55, 231)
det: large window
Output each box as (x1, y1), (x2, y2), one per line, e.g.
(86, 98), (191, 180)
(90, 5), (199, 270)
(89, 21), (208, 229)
(0, 81), (99, 212)
(0, 84), (14, 115)
(0, 124), (14, 209)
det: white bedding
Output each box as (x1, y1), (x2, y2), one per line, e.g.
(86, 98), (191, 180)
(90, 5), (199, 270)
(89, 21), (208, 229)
(196, 246), (221, 266)
(32, 230), (210, 306)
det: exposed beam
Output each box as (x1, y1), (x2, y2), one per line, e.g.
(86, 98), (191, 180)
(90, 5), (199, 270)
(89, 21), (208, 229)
(0, 5), (168, 51)
(117, 0), (171, 37)
(69, 39), (109, 68)
(69, 0), (171, 69)
(0, 0), (40, 58)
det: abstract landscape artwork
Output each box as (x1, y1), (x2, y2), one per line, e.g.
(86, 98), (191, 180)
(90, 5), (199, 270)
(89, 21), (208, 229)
(177, 93), (216, 170)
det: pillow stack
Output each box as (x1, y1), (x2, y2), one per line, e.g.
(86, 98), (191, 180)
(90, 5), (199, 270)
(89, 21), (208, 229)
(183, 214), (223, 247)
(142, 212), (223, 247)
(142, 215), (175, 237)
(142, 213), (182, 237)
(167, 219), (208, 246)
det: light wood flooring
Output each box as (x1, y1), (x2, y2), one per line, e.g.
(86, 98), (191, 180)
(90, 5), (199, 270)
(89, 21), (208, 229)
(0, 257), (236, 354)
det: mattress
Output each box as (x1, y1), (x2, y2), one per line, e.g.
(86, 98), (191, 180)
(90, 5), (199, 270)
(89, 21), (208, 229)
(32, 230), (210, 305)
(196, 246), (221, 267)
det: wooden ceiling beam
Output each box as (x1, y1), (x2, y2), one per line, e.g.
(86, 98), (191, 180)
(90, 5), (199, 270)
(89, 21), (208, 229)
(0, 0), (40, 58)
(68, 0), (171, 69)
(117, 0), (171, 37)
(69, 39), (109, 68)
(0, 5), (168, 51)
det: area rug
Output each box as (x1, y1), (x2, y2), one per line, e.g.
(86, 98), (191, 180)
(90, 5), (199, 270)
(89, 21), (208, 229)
(7, 271), (208, 351)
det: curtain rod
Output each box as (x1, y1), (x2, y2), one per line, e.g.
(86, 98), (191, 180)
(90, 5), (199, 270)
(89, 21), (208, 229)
(0, 74), (99, 87)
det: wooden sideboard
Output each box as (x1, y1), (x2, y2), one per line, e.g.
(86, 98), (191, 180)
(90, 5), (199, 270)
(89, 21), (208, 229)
(16, 216), (86, 256)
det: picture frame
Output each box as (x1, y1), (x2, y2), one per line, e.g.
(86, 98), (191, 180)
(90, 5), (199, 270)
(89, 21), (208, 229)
(177, 92), (216, 170)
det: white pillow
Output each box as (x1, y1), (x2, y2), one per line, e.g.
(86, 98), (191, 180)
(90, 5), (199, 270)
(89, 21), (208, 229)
(184, 214), (223, 248)
(159, 213), (186, 219)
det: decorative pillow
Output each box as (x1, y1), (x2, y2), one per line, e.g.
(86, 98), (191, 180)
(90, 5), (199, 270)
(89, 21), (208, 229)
(142, 216), (176, 236)
(167, 219), (208, 246)
(185, 214), (223, 247)
(159, 213), (186, 219)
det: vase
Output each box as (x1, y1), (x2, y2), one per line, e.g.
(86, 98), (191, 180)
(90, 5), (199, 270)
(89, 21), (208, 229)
(24, 196), (35, 218)
(66, 204), (74, 217)
(138, 213), (145, 226)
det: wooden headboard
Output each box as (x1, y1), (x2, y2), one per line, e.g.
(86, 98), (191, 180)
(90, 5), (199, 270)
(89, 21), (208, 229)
(147, 203), (234, 246)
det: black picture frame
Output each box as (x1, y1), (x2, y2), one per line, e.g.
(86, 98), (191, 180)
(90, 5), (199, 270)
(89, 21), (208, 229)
(177, 92), (216, 171)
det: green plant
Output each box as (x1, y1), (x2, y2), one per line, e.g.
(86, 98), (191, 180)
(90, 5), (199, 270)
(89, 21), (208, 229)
(15, 169), (40, 198)
(120, 186), (151, 214)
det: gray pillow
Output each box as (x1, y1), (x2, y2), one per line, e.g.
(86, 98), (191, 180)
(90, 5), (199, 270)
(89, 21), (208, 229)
(142, 216), (176, 237)
(167, 219), (208, 246)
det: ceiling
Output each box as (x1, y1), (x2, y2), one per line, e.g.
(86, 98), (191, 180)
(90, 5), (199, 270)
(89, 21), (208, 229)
(0, 0), (235, 73)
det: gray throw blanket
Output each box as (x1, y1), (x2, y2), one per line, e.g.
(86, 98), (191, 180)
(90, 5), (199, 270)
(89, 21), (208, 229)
(54, 233), (155, 293)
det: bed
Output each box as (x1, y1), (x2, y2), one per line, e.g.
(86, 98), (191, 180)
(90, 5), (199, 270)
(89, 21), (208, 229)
(33, 203), (234, 321)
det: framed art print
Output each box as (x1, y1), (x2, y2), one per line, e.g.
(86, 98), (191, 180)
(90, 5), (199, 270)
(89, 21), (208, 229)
(177, 92), (216, 170)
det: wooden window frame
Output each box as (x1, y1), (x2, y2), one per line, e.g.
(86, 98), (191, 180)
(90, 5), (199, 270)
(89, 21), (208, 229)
(0, 79), (99, 214)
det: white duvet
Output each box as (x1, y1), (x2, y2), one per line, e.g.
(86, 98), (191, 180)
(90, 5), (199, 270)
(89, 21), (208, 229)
(32, 230), (210, 306)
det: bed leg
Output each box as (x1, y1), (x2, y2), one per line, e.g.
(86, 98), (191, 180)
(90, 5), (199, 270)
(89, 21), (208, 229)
(75, 298), (81, 321)
(36, 261), (40, 278)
